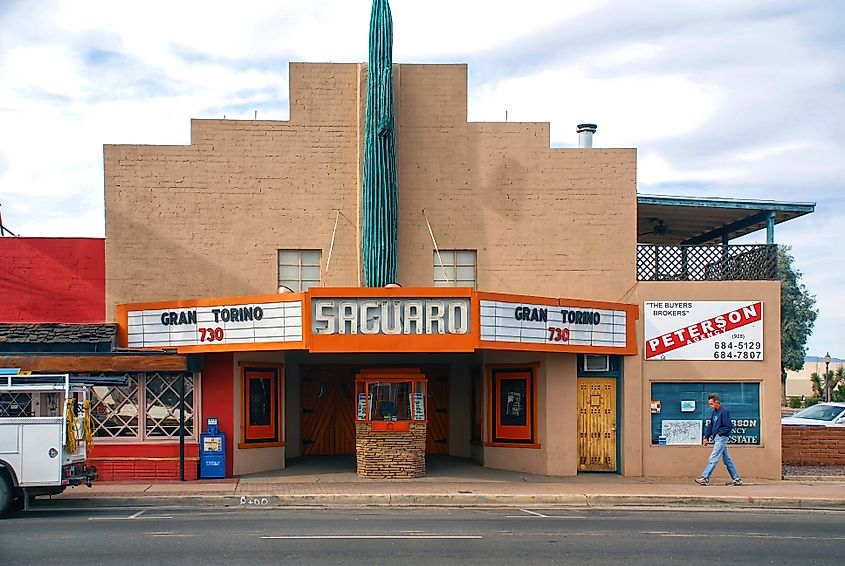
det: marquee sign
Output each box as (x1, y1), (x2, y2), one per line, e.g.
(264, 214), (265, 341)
(644, 301), (763, 361)
(307, 288), (475, 353)
(121, 296), (304, 352)
(312, 297), (470, 336)
(118, 289), (638, 355)
(478, 293), (635, 354)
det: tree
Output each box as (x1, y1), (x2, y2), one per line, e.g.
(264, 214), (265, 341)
(833, 367), (845, 402)
(811, 368), (844, 402)
(779, 246), (818, 404)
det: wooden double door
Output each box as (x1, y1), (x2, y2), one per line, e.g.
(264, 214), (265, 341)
(300, 365), (449, 456)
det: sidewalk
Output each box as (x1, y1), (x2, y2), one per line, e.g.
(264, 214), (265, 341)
(50, 457), (845, 511)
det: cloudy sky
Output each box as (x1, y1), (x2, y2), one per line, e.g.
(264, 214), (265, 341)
(1, 0), (842, 358)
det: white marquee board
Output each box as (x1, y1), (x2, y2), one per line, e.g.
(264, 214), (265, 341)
(126, 300), (303, 348)
(480, 299), (628, 349)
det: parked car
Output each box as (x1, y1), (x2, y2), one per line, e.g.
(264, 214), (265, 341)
(781, 402), (845, 426)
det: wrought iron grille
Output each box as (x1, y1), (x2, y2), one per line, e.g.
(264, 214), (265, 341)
(90, 373), (139, 438)
(88, 372), (194, 439)
(637, 244), (778, 281)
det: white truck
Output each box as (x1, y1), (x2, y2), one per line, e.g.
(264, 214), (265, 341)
(0, 373), (97, 514)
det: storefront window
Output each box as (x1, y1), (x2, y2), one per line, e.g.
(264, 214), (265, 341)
(240, 365), (282, 447)
(146, 373), (194, 437)
(91, 373), (195, 440)
(489, 367), (536, 444)
(650, 382), (760, 445)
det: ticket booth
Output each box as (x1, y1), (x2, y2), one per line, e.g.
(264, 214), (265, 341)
(354, 369), (427, 478)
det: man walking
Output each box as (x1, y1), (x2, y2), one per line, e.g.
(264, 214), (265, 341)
(695, 393), (743, 486)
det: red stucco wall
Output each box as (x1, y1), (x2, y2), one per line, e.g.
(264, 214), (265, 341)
(201, 352), (235, 477)
(0, 237), (105, 322)
(88, 443), (200, 481)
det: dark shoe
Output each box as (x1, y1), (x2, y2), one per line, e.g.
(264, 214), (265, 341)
(695, 477), (709, 486)
(726, 478), (743, 486)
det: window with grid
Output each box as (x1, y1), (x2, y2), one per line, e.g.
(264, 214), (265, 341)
(278, 250), (321, 292)
(0, 392), (33, 417)
(433, 250), (476, 288)
(90, 373), (195, 440)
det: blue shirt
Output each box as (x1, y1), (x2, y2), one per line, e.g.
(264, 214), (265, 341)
(704, 405), (732, 439)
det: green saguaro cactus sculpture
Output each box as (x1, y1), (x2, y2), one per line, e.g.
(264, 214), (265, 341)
(361, 0), (398, 287)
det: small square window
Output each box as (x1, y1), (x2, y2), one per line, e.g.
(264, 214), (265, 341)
(278, 250), (322, 292)
(434, 249), (476, 288)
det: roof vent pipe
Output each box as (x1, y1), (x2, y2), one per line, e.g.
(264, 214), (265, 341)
(576, 123), (597, 148)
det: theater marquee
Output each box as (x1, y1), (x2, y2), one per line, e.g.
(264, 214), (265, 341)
(117, 288), (638, 355)
(118, 295), (306, 352)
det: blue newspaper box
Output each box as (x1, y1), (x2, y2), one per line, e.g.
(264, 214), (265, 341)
(200, 417), (226, 479)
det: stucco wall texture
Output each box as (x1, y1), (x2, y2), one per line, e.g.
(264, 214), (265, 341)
(103, 61), (781, 479)
(0, 237), (105, 323)
(104, 63), (636, 315)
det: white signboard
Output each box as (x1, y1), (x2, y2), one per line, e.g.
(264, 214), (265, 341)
(312, 298), (470, 335)
(357, 393), (368, 421)
(661, 419), (703, 445)
(479, 300), (628, 349)
(644, 301), (763, 361)
(412, 392), (426, 421)
(126, 300), (303, 348)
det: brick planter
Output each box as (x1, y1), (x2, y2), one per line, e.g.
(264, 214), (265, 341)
(355, 422), (427, 478)
(782, 425), (845, 465)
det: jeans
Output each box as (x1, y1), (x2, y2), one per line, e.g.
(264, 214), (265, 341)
(701, 435), (739, 480)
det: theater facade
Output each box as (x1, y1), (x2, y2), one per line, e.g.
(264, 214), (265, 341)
(95, 61), (812, 480)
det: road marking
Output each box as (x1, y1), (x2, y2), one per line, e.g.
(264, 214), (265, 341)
(129, 510), (145, 519)
(642, 531), (845, 540)
(89, 514), (173, 521)
(519, 508), (548, 517)
(261, 535), (483, 540)
(505, 509), (585, 519)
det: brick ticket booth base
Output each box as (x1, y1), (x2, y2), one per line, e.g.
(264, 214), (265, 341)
(355, 422), (427, 478)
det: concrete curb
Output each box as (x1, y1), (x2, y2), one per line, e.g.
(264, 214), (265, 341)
(783, 476), (845, 482)
(42, 492), (845, 511)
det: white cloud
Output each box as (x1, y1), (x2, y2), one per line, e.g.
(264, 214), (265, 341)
(1, 0), (843, 359)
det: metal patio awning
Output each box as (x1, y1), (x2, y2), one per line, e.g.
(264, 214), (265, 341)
(637, 194), (815, 245)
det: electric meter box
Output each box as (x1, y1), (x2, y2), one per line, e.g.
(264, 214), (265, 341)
(199, 417), (226, 479)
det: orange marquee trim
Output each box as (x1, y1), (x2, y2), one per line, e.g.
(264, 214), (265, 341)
(308, 287), (474, 299)
(477, 340), (637, 356)
(115, 288), (638, 354)
(118, 292), (306, 312)
(175, 341), (306, 354)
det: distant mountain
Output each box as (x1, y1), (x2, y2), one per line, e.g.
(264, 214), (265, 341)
(805, 356), (843, 363)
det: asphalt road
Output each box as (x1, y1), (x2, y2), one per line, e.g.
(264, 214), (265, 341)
(1, 505), (842, 565)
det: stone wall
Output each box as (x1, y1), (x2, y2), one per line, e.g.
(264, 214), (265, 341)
(355, 422), (426, 478)
(782, 425), (845, 465)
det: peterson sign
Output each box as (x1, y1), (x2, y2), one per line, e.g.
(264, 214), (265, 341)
(644, 301), (763, 361)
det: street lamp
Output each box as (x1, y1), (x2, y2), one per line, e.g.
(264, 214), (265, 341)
(824, 352), (832, 402)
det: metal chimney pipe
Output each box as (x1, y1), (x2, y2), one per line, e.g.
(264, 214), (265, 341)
(576, 123), (597, 148)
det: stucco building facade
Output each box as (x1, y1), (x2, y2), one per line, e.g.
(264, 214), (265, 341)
(94, 62), (801, 480)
